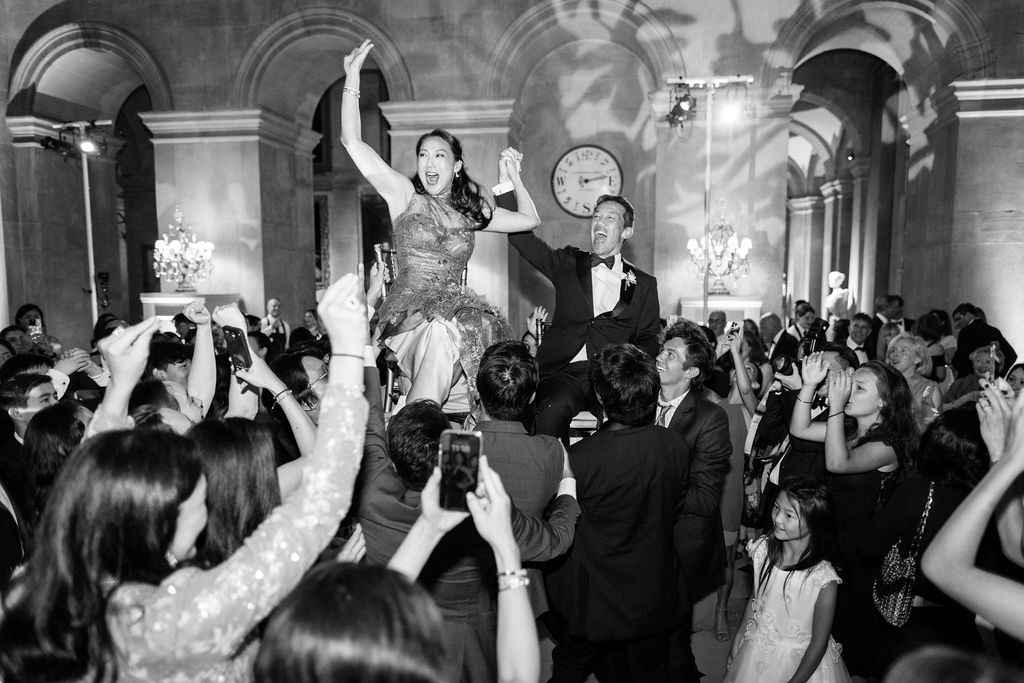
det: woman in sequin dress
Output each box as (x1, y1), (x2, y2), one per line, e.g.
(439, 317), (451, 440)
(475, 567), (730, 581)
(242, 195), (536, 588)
(0, 274), (370, 683)
(341, 40), (540, 415)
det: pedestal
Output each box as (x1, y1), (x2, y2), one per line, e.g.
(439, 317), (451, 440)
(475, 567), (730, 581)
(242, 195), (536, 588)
(140, 292), (242, 332)
(679, 297), (764, 326)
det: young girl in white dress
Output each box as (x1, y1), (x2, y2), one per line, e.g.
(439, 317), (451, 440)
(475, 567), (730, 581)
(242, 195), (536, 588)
(725, 477), (850, 683)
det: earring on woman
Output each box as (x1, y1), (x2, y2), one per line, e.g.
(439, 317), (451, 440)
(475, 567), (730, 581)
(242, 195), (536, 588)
(165, 550), (179, 568)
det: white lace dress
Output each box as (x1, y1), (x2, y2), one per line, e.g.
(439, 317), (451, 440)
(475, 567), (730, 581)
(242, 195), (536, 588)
(724, 537), (850, 683)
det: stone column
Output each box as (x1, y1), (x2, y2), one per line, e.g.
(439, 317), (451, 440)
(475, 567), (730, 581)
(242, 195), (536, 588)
(139, 110), (320, 320)
(946, 79), (1024, 347)
(786, 196), (824, 312)
(5, 116), (125, 345)
(379, 99), (517, 318)
(88, 141), (130, 322)
(819, 179), (852, 313)
(846, 158), (871, 315)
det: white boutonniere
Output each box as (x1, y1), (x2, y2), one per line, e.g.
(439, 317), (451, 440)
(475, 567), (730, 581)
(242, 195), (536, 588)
(622, 271), (637, 289)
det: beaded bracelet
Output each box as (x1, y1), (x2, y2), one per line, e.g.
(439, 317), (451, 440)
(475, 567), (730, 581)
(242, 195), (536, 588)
(498, 569), (530, 592)
(343, 86), (360, 99)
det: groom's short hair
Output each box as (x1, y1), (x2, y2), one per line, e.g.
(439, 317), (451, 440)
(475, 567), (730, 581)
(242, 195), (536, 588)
(595, 195), (635, 228)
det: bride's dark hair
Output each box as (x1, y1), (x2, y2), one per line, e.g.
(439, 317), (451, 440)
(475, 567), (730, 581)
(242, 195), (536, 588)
(411, 129), (491, 228)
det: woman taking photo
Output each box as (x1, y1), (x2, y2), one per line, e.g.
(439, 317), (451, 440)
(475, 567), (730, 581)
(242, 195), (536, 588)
(790, 354), (917, 677)
(341, 40), (540, 419)
(0, 273), (370, 682)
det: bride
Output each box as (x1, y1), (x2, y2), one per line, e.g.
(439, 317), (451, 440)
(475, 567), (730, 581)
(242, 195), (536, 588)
(341, 40), (540, 418)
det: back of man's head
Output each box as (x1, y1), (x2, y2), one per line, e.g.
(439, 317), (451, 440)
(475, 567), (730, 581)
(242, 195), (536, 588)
(387, 400), (450, 491)
(477, 341), (538, 421)
(0, 353), (52, 382)
(0, 373), (52, 412)
(145, 341), (193, 378)
(953, 303), (979, 319)
(590, 343), (658, 427)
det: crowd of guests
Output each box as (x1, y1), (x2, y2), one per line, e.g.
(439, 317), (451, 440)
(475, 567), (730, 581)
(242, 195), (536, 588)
(0, 281), (1022, 683)
(1, 111), (1023, 681)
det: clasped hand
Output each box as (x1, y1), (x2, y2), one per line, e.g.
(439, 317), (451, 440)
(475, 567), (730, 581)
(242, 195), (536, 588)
(497, 147), (523, 184)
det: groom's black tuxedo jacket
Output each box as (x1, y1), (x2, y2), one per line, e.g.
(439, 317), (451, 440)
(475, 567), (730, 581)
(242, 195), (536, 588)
(509, 231), (661, 375)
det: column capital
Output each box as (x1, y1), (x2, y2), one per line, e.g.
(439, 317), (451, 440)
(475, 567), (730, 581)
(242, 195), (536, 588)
(951, 78), (1024, 120)
(787, 195), (823, 213)
(847, 158), (871, 179)
(139, 109), (321, 155)
(379, 99), (517, 136)
(6, 115), (59, 147)
(756, 89), (803, 119)
(820, 179), (852, 199)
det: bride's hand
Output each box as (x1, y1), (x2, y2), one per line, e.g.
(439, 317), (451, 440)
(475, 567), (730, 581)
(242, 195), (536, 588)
(344, 40), (373, 78)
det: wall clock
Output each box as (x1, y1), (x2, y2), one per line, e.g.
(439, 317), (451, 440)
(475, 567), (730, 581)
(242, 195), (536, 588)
(550, 145), (623, 218)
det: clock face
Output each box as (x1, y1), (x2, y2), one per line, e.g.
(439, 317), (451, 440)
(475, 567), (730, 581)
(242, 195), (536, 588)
(551, 145), (623, 218)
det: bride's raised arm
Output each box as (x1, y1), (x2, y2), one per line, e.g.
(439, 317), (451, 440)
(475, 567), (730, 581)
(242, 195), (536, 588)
(340, 40), (414, 217)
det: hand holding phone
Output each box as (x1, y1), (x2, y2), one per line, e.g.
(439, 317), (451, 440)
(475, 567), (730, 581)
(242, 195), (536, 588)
(222, 325), (253, 372)
(439, 429), (482, 511)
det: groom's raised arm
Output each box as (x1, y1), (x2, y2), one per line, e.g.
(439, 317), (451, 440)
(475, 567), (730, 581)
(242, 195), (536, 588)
(496, 187), (561, 281)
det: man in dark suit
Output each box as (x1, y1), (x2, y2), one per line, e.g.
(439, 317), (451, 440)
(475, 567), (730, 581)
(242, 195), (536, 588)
(759, 312), (799, 362)
(0, 478), (25, 587)
(508, 194), (661, 443)
(867, 294), (914, 358)
(474, 339), (566, 615)
(357, 397), (579, 683)
(951, 302), (1017, 378)
(655, 321), (732, 681)
(546, 343), (689, 682)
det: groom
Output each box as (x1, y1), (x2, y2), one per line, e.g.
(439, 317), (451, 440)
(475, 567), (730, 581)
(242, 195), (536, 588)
(504, 193), (661, 442)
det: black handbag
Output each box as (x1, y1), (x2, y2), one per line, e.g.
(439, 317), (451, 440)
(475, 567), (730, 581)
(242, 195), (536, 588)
(873, 483), (934, 627)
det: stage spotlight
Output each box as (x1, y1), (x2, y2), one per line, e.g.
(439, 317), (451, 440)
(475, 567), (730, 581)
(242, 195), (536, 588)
(720, 101), (743, 123)
(78, 138), (99, 155)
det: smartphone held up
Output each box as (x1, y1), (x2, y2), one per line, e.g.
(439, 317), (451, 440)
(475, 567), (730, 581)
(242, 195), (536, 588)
(222, 325), (253, 372)
(438, 429), (482, 512)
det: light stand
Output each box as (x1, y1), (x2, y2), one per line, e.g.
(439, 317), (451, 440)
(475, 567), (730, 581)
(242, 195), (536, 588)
(667, 76), (753, 321)
(47, 120), (112, 325)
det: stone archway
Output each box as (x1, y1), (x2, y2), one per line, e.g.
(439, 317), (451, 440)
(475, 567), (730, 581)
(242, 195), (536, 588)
(4, 21), (171, 337)
(486, 0), (685, 102)
(486, 0), (685, 328)
(8, 21), (172, 119)
(762, 0), (995, 93)
(765, 1), (996, 328)
(233, 8), (413, 124)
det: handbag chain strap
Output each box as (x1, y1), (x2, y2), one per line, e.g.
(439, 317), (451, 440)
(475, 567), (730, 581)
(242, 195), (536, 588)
(907, 482), (935, 559)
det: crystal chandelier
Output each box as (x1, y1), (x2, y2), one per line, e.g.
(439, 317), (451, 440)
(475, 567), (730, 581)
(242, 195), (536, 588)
(153, 206), (214, 292)
(686, 203), (752, 296)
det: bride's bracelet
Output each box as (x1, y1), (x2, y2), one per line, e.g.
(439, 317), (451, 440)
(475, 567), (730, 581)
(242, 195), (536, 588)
(343, 86), (360, 99)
